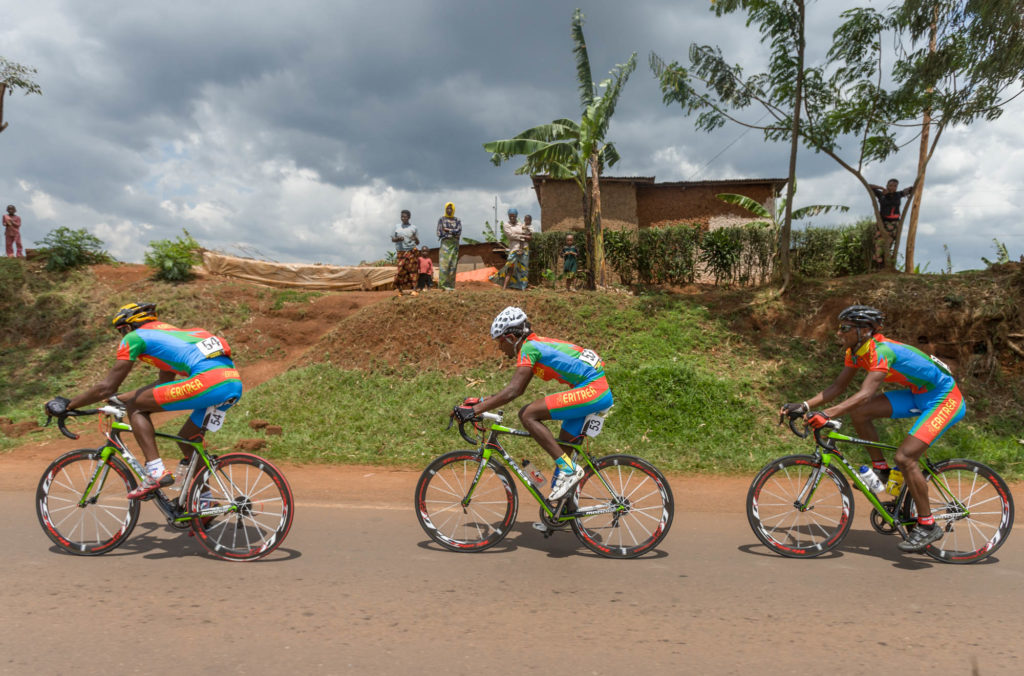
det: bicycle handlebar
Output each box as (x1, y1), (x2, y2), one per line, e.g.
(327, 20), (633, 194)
(779, 410), (841, 447)
(45, 404), (126, 440)
(446, 406), (531, 445)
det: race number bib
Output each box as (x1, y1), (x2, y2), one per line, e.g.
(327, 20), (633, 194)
(196, 336), (225, 359)
(578, 349), (601, 369)
(205, 407), (227, 432)
(929, 354), (951, 373)
(582, 413), (605, 437)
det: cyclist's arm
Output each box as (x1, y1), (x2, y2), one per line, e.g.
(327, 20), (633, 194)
(802, 366), (858, 410)
(822, 370), (886, 419)
(66, 360), (134, 410)
(473, 366), (533, 414)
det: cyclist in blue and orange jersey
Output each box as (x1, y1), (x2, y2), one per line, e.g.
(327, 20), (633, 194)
(456, 306), (613, 501)
(44, 302), (243, 500)
(780, 305), (966, 552)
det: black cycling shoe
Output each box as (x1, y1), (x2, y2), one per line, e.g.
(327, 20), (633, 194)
(897, 524), (944, 552)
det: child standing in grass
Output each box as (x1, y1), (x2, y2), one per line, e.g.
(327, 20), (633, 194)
(561, 233), (578, 291)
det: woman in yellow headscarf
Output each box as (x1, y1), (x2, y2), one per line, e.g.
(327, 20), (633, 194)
(436, 202), (462, 290)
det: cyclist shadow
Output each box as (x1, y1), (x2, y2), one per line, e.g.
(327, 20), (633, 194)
(47, 520), (302, 563)
(740, 528), (1002, 570)
(416, 523), (670, 560)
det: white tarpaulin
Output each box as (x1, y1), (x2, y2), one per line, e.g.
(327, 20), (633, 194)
(202, 252), (397, 291)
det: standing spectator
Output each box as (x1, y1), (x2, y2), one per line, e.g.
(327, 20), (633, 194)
(869, 179), (914, 269)
(3, 204), (24, 258)
(416, 245), (434, 291)
(391, 209), (420, 296)
(436, 202), (462, 291)
(561, 233), (579, 292)
(490, 208), (532, 290)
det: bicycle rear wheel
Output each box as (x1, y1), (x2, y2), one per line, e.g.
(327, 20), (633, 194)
(36, 449), (140, 556)
(569, 455), (674, 559)
(187, 453), (294, 561)
(747, 455), (854, 558)
(415, 450), (518, 552)
(911, 459), (1014, 564)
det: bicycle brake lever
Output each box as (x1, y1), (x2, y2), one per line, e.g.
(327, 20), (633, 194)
(56, 415), (80, 440)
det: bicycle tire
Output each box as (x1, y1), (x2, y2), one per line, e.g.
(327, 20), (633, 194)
(569, 454), (674, 559)
(36, 449), (141, 556)
(906, 459), (1014, 564)
(747, 454), (854, 558)
(187, 453), (294, 561)
(415, 450), (518, 552)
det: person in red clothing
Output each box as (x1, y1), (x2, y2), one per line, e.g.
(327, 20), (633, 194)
(3, 204), (24, 258)
(416, 245), (434, 291)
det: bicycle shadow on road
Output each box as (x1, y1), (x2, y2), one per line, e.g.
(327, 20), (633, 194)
(44, 520), (302, 563)
(739, 528), (1003, 570)
(416, 523), (670, 560)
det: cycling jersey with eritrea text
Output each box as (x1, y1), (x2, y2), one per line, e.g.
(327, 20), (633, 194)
(844, 334), (954, 394)
(116, 321), (242, 427)
(517, 333), (604, 386)
(845, 333), (964, 445)
(517, 333), (613, 437)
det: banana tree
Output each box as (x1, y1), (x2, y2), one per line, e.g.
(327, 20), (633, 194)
(483, 9), (636, 289)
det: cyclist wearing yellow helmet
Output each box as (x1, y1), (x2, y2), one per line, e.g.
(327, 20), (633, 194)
(44, 302), (243, 499)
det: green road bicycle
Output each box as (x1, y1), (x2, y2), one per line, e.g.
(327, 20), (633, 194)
(415, 407), (674, 559)
(37, 405), (294, 561)
(747, 415), (1014, 563)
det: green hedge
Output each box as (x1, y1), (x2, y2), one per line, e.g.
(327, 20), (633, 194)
(527, 219), (873, 287)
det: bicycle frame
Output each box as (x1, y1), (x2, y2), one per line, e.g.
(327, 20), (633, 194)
(70, 408), (236, 527)
(462, 413), (627, 525)
(794, 422), (966, 530)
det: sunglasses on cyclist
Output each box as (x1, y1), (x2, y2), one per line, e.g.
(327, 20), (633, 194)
(838, 323), (858, 333)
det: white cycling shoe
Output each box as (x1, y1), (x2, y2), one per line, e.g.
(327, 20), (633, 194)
(548, 466), (585, 501)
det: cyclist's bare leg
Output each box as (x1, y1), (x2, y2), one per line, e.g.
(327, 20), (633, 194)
(115, 384), (162, 463)
(847, 393), (893, 464)
(175, 418), (204, 461)
(894, 436), (932, 518)
(518, 399), (563, 460)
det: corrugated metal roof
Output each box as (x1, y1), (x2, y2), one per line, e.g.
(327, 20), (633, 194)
(531, 174), (787, 188)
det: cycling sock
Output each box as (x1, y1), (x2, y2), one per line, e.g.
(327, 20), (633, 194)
(554, 454), (575, 473)
(145, 458), (166, 478)
(918, 515), (936, 528)
(872, 461), (890, 471)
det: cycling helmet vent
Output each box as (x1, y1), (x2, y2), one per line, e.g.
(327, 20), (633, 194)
(838, 304), (884, 328)
(112, 302), (158, 329)
(490, 306), (529, 339)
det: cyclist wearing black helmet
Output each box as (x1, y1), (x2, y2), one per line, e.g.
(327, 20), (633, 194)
(44, 302), (243, 500)
(780, 304), (966, 552)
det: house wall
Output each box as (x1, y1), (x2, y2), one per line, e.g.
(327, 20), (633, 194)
(637, 183), (778, 229)
(535, 179), (638, 233)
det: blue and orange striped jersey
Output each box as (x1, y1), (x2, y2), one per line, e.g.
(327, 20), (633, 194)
(516, 333), (604, 387)
(844, 334), (955, 394)
(116, 321), (234, 376)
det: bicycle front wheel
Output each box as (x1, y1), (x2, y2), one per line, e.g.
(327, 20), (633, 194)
(747, 455), (854, 558)
(569, 455), (674, 559)
(187, 453), (294, 561)
(36, 449), (140, 556)
(914, 459), (1014, 564)
(415, 450), (518, 552)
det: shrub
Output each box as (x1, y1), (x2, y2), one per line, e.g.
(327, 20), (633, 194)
(144, 230), (202, 282)
(34, 227), (113, 272)
(699, 227), (743, 286)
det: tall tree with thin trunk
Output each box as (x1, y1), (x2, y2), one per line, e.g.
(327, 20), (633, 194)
(484, 9), (636, 289)
(0, 57), (42, 134)
(651, 0), (810, 291)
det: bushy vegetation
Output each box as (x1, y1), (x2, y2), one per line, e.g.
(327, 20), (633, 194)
(144, 229), (202, 282)
(34, 227), (114, 272)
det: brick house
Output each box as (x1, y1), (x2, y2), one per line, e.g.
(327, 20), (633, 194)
(529, 175), (788, 232)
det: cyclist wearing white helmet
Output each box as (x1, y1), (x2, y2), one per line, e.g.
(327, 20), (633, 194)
(456, 306), (614, 501)
(780, 304), (966, 553)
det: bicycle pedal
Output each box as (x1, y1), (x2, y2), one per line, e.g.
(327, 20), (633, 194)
(531, 522), (555, 538)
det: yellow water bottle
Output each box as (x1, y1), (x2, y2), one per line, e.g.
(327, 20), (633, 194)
(886, 469), (904, 496)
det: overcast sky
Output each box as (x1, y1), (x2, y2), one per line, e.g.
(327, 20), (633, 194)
(2, 0), (1021, 271)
